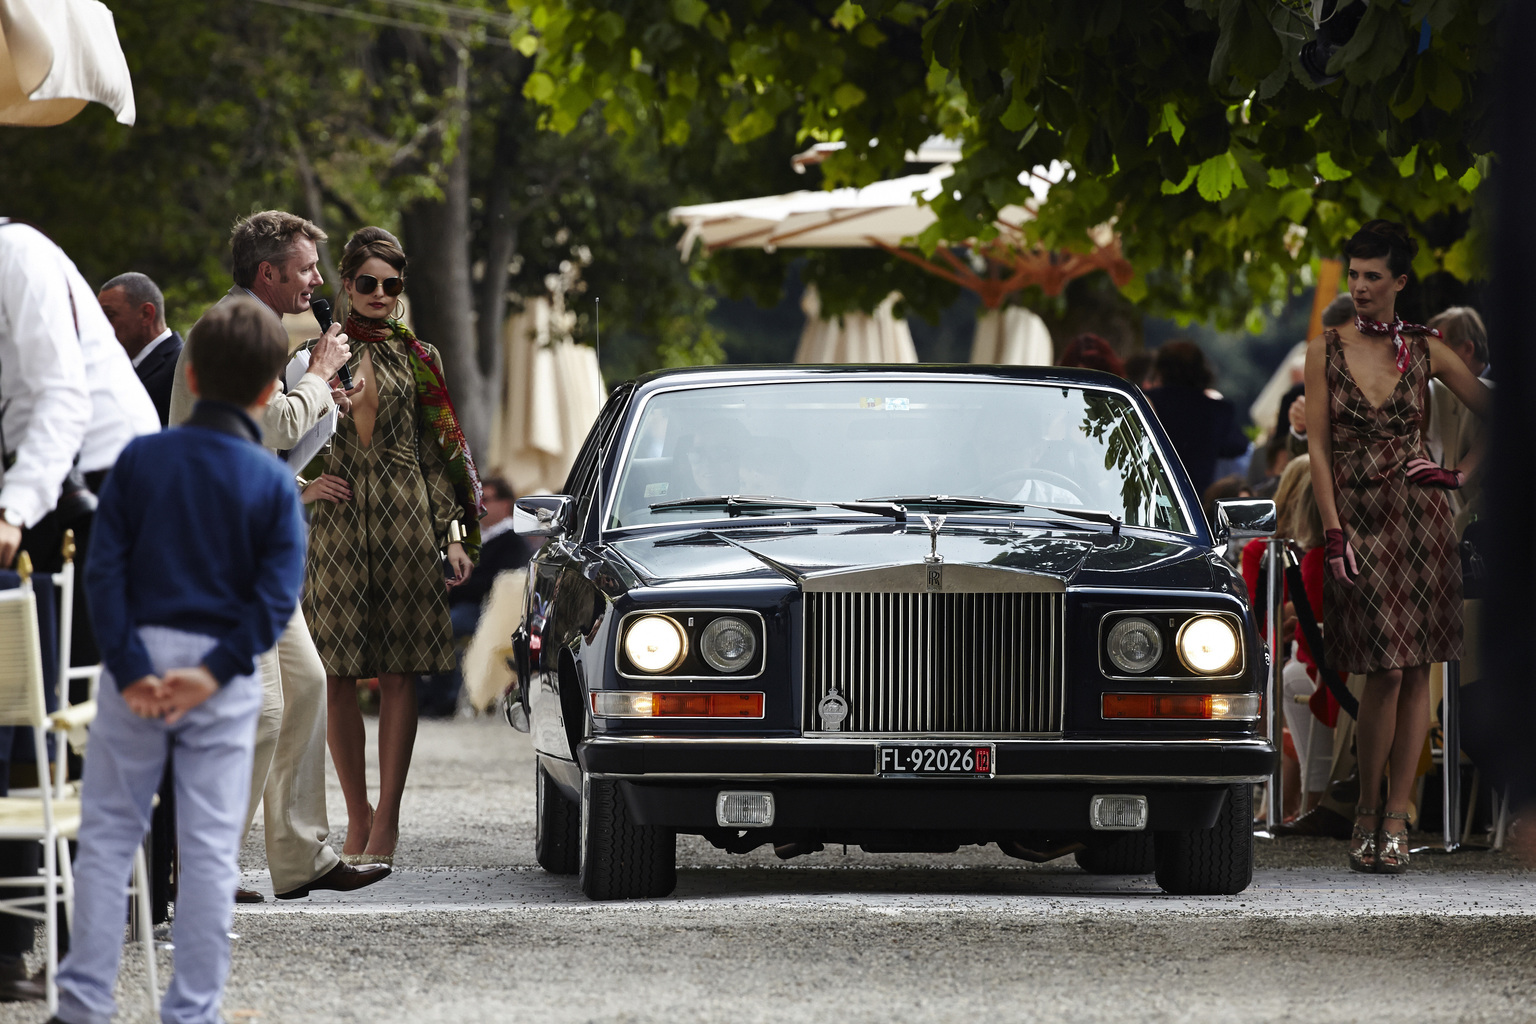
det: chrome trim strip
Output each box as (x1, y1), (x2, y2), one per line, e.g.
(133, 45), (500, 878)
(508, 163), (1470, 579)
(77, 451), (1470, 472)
(614, 607), (767, 681)
(600, 374), (1199, 541)
(582, 736), (1270, 750)
(591, 772), (1271, 784)
(1097, 608), (1249, 682)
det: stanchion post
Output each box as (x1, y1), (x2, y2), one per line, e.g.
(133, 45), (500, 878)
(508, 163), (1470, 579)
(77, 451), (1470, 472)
(1442, 659), (1462, 852)
(1258, 536), (1282, 835)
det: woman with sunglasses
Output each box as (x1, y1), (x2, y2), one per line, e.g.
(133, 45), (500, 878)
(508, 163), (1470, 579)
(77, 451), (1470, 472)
(299, 226), (482, 865)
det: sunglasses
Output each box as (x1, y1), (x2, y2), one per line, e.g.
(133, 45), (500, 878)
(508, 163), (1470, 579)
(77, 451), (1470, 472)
(354, 274), (404, 297)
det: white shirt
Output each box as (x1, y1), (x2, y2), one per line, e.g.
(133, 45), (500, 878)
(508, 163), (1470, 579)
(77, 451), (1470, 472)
(131, 327), (174, 369)
(0, 222), (160, 526)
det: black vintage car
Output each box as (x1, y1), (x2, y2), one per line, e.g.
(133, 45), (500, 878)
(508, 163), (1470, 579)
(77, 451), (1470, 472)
(507, 365), (1277, 900)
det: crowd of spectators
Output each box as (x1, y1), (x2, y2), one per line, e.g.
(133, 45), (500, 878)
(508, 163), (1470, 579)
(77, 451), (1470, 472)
(1056, 291), (1498, 845)
(0, 216), (532, 1010)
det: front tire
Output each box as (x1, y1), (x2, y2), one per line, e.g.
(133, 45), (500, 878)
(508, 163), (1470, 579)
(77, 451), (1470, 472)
(1074, 831), (1156, 875)
(535, 759), (580, 875)
(579, 776), (676, 900)
(1153, 784), (1254, 895)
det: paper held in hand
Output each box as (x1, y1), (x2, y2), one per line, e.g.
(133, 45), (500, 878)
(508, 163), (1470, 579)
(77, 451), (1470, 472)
(282, 350), (338, 468)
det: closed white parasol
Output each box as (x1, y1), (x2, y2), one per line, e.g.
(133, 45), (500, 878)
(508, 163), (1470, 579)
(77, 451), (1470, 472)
(0, 0), (135, 127)
(486, 296), (605, 495)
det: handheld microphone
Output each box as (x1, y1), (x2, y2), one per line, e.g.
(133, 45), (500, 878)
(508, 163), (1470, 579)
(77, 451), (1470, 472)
(310, 298), (353, 390)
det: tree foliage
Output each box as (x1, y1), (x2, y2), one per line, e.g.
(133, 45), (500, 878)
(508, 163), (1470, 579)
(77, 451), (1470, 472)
(0, 0), (733, 455)
(521, 0), (1497, 324)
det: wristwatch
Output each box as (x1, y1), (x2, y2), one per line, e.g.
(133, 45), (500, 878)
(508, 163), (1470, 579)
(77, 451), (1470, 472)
(0, 508), (22, 529)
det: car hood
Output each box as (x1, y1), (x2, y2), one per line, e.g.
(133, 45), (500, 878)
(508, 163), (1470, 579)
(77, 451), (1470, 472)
(607, 522), (1215, 592)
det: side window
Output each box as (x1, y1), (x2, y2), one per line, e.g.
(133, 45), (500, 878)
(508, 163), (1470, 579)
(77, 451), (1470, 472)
(564, 384), (633, 538)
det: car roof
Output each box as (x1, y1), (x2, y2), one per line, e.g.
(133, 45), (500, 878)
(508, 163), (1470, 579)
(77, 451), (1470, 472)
(627, 363), (1138, 397)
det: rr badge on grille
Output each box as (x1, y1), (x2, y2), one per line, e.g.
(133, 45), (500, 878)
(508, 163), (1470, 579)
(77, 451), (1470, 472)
(919, 513), (947, 592)
(817, 691), (849, 732)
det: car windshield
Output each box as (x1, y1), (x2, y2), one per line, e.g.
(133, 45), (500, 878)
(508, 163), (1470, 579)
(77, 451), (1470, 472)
(607, 380), (1189, 533)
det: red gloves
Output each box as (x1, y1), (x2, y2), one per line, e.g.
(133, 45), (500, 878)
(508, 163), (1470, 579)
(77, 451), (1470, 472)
(1406, 457), (1464, 489)
(1324, 528), (1359, 586)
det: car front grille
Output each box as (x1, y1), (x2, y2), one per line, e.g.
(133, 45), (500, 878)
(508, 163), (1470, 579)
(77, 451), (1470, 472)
(801, 591), (1065, 736)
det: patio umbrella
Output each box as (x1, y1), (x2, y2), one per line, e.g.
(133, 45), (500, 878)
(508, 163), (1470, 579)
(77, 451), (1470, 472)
(0, 0), (135, 127)
(486, 296), (604, 494)
(670, 154), (1132, 364)
(793, 285), (917, 364)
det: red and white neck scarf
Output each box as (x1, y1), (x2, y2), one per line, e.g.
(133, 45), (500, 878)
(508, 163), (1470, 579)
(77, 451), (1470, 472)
(1354, 314), (1441, 373)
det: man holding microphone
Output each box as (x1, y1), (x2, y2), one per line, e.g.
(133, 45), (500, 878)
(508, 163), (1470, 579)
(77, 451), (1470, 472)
(169, 210), (388, 902)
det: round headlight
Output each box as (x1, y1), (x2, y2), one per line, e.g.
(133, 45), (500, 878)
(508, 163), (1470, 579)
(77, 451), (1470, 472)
(623, 615), (686, 673)
(1178, 615), (1239, 674)
(699, 616), (756, 673)
(1106, 617), (1164, 675)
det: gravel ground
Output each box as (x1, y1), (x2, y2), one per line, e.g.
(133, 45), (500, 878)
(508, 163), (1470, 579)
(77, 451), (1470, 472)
(4, 716), (1531, 1024)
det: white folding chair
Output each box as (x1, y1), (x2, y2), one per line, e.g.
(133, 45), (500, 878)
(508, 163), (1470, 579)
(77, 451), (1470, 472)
(51, 528), (103, 792)
(0, 567), (156, 1015)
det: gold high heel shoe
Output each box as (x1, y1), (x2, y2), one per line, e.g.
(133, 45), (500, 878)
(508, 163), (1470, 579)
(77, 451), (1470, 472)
(339, 806), (376, 866)
(338, 853), (387, 866)
(1376, 811), (1411, 874)
(1349, 806), (1379, 873)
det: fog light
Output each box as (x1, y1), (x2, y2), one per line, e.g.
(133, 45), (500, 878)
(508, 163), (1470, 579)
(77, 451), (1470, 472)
(1090, 794), (1148, 831)
(716, 791), (774, 827)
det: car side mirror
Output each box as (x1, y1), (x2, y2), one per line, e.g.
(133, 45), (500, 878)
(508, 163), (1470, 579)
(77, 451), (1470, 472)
(1213, 498), (1277, 543)
(514, 495), (574, 538)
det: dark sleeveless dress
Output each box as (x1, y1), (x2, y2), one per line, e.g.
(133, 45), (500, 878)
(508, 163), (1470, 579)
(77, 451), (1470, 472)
(1322, 329), (1461, 673)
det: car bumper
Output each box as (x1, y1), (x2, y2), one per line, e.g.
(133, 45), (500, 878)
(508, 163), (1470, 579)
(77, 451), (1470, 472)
(578, 736), (1276, 783)
(575, 737), (1274, 835)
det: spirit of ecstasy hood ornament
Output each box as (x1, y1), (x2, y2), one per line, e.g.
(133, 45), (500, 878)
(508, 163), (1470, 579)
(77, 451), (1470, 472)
(918, 513), (946, 591)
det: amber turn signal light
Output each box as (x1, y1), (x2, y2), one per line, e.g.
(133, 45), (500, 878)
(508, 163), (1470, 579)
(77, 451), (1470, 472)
(1101, 693), (1261, 721)
(591, 691), (765, 719)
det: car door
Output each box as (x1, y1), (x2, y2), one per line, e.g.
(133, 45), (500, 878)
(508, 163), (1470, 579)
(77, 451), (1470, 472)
(527, 384), (634, 763)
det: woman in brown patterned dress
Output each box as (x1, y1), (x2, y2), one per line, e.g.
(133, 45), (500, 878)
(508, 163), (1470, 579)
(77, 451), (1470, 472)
(1304, 221), (1489, 873)
(303, 227), (478, 864)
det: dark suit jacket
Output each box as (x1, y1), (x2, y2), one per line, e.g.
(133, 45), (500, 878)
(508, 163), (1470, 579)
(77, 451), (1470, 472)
(135, 331), (183, 427)
(1145, 384), (1250, 496)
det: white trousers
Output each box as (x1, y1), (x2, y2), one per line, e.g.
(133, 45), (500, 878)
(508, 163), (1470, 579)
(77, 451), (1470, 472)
(245, 607), (338, 893)
(1282, 656), (1335, 794)
(58, 627), (260, 1024)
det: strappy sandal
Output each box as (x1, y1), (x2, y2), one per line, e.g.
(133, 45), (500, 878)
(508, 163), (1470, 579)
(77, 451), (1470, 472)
(1349, 806), (1379, 873)
(1376, 811), (1411, 874)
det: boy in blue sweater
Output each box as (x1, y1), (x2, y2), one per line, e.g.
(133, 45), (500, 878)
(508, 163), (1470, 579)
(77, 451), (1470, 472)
(53, 298), (306, 1024)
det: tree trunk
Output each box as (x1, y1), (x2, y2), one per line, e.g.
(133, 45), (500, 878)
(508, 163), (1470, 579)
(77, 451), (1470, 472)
(292, 139), (339, 294)
(398, 55), (496, 463)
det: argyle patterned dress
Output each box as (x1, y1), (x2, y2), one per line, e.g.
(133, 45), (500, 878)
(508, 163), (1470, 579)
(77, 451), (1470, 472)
(1323, 328), (1461, 673)
(303, 323), (459, 677)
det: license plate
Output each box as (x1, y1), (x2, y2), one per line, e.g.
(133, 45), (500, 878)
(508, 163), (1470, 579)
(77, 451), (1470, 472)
(877, 743), (994, 778)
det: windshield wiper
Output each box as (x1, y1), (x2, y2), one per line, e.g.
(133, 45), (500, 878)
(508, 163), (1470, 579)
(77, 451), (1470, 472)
(649, 495), (909, 522)
(860, 495), (1121, 535)
(649, 495), (819, 516)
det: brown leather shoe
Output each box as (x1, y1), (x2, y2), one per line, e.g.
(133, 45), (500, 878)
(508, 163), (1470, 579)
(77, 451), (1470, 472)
(0, 958), (45, 1002)
(234, 887), (265, 904)
(274, 861), (391, 900)
(1272, 805), (1353, 839)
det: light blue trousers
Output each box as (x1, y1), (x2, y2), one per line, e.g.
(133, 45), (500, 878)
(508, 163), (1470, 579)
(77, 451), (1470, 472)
(57, 626), (260, 1024)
